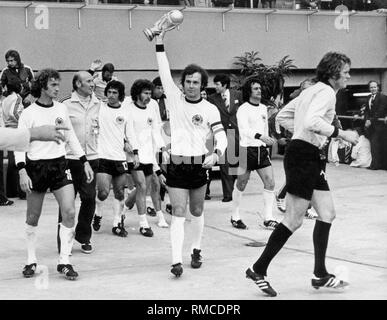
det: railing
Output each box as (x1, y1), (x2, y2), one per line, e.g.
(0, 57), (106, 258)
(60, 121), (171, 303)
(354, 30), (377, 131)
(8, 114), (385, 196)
(1, 0), (385, 35)
(0, 0), (385, 11)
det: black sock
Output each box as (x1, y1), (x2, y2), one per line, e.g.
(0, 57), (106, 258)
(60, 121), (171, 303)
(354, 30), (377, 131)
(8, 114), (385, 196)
(313, 220), (331, 278)
(278, 185), (287, 199)
(160, 187), (166, 202)
(253, 223), (292, 276)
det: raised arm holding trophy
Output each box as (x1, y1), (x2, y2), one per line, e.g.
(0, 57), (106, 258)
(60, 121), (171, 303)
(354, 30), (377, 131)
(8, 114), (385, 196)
(149, 12), (228, 279)
(143, 9), (184, 41)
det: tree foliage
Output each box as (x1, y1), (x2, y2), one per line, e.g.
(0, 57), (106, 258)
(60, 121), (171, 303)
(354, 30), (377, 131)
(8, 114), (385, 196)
(232, 51), (297, 104)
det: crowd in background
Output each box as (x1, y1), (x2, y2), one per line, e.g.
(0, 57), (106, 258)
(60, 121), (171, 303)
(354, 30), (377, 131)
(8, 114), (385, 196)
(1, 48), (386, 210)
(0, 0), (386, 11)
(275, 79), (387, 171)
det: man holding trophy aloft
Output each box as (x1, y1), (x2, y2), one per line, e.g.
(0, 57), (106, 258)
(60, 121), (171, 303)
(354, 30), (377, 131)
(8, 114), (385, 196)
(146, 10), (227, 278)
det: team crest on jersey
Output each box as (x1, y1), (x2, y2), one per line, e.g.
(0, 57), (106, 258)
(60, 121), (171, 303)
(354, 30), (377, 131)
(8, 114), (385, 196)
(55, 117), (64, 126)
(92, 117), (99, 126)
(116, 116), (125, 125)
(192, 114), (203, 126)
(261, 114), (266, 121)
(147, 118), (153, 126)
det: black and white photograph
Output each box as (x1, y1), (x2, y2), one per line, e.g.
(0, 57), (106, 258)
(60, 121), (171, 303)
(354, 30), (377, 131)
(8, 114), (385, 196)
(0, 0), (386, 310)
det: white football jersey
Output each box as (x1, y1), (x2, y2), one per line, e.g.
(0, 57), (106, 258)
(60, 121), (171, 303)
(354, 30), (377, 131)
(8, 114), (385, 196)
(237, 102), (269, 147)
(126, 98), (164, 164)
(98, 101), (132, 161)
(156, 52), (224, 156)
(15, 101), (84, 163)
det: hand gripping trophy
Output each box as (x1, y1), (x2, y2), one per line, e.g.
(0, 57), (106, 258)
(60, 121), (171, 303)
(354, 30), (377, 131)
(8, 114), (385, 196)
(143, 10), (184, 41)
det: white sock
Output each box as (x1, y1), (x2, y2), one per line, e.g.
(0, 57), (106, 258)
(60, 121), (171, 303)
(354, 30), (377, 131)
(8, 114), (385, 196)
(125, 187), (136, 210)
(95, 198), (104, 218)
(157, 211), (169, 228)
(139, 214), (149, 228)
(170, 216), (185, 264)
(26, 224), (37, 265)
(156, 210), (165, 221)
(231, 187), (243, 221)
(58, 224), (75, 265)
(263, 189), (275, 221)
(113, 199), (124, 227)
(190, 214), (204, 253)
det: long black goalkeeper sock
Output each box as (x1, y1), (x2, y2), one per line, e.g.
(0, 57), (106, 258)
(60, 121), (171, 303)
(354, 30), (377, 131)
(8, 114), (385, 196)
(313, 220), (332, 278)
(253, 223), (292, 276)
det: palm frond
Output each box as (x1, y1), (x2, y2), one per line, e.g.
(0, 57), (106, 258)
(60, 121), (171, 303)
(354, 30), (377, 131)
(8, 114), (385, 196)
(232, 51), (298, 100)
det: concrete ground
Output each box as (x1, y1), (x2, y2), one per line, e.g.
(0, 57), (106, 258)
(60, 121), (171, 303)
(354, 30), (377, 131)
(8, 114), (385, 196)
(0, 157), (386, 300)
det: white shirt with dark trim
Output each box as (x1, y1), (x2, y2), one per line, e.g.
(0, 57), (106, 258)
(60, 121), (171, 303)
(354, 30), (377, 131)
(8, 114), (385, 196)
(97, 101), (132, 162)
(237, 101), (269, 147)
(126, 98), (165, 164)
(14, 101), (85, 164)
(156, 47), (227, 157)
(276, 81), (336, 149)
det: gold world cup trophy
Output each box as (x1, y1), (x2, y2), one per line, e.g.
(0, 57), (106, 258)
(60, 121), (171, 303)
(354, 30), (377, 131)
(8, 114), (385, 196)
(143, 10), (184, 41)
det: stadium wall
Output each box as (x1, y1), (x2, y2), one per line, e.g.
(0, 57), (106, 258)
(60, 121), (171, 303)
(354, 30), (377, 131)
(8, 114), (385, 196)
(0, 4), (386, 94)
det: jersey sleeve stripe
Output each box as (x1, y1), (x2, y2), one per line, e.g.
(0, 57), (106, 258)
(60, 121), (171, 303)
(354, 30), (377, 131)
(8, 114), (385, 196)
(213, 128), (225, 135)
(210, 121), (222, 128)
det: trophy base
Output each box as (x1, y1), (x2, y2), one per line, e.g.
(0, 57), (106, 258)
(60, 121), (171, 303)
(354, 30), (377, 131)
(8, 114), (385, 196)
(143, 29), (154, 41)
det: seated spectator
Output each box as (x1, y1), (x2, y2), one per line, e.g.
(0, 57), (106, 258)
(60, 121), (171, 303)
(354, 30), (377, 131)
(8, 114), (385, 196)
(364, 0), (381, 10)
(332, 0), (371, 11)
(262, 0), (276, 8)
(300, 0), (320, 9)
(155, 0), (182, 4)
(212, 0), (234, 7)
(344, 0), (361, 10)
(319, 0), (333, 9)
(350, 127), (372, 168)
(131, 0), (153, 4)
(234, 0), (259, 7)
